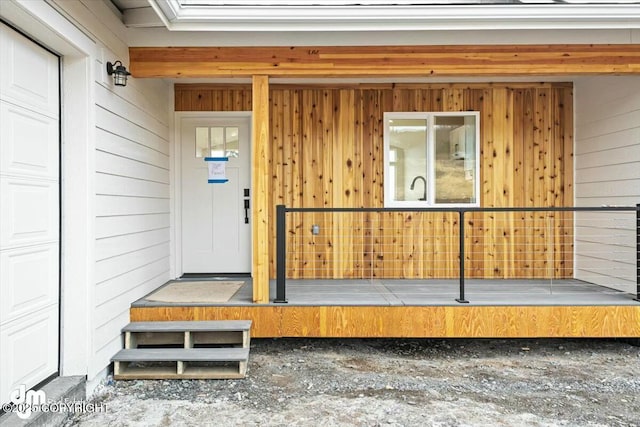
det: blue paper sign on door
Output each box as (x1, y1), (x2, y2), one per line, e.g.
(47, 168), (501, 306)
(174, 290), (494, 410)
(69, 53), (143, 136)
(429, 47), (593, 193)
(204, 157), (229, 183)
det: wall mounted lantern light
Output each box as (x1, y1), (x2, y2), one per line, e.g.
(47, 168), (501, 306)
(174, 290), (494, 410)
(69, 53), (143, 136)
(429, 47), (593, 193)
(106, 60), (131, 87)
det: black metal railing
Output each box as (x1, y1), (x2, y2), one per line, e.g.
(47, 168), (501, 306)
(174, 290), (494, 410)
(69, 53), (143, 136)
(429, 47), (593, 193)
(275, 205), (640, 304)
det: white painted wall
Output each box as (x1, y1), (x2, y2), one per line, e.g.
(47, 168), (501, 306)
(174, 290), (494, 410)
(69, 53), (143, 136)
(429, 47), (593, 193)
(1, 0), (172, 389)
(574, 76), (640, 293)
(51, 0), (172, 380)
(92, 74), (171, 379)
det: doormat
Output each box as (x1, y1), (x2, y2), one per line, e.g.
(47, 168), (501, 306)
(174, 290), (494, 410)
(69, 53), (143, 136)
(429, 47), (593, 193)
(146, 281), (245, 303)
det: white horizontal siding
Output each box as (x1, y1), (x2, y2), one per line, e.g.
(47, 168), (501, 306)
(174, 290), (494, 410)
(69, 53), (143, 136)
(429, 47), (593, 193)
(96, 228), (169, 261)
(573, 249), (635, 293)
(574, 226), (636, 248)
(575, 162), (640, 184)
(574, 76), (640, 293)
(92, 258), (169, 370)
(95, 258), (169, 313)
(572, 267), (635, 294)
(575, 180), (640, 199)
(575, 197), (639, 207)
(95, 84), (168, 139)
(93, 269), (168, 355)
(96, 151), (169, 184)
(96, 242), (170, 283)
(575, 109), (640, 141)
(574, 211), (636, 228)
(96, 128), (169, 169)
(96, 195), (170, 217)
(91, 55), (170, 381)
(93, 314), (128, 370)
(575, 127), (639, 155)
(575, 239), (635, 265)
(575, 144), (639, 170)
(95, 214), (170, 239)
(96, 106), (168, 155)
(96, 174), (169, 199)
(574, 76), (640, 121)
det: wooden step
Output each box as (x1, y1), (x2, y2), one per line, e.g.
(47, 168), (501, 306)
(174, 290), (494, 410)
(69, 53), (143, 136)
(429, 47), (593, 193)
(122, 320), (252, 349)
(113, 320), (253, 379)
(114, 348), (249, 362)
(113, 348), (250, 380)
(122, 320), (252, 333)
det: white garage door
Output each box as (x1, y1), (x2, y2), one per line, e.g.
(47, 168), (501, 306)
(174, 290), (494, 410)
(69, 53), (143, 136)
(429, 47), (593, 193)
(0, 23), (60, 404)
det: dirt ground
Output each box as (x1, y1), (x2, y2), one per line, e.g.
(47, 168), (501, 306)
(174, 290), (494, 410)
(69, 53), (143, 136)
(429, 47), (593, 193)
(67, 338), (639, 427)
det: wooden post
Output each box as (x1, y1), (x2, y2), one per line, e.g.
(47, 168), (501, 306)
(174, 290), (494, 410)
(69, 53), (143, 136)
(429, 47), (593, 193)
(252, 75), (270, 303)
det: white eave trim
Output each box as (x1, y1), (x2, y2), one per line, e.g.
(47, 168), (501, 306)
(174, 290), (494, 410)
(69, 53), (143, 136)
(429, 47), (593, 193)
(149, 1), (640, 31)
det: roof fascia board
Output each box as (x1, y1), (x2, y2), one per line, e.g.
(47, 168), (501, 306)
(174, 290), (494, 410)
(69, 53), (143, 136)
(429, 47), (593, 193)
(149, 2), (640, 31)
(148, 0), (174, 28)
(123, 7), (165, 27)
(154, 0), (179, 21)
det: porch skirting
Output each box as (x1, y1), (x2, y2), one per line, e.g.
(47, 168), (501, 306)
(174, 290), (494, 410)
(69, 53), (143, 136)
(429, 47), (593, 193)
(130, 305), (640, 339)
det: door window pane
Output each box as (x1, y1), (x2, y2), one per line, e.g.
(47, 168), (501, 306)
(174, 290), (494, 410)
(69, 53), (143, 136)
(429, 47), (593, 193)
(195, 127), (209, 158)
(195, 125), (242, 159)
(210, 127), (225, 157)
(225, 127), (239, 158)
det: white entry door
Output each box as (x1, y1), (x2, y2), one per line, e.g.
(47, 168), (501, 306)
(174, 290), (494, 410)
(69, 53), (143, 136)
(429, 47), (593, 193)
(181, 116), (251, 273)
(0, 24), (60, 404)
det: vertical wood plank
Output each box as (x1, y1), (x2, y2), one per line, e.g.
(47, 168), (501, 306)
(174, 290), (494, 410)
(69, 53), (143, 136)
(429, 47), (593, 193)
(512, 89), (526, 277)
(174, 90), (189, 110)
(551, 88), (562, 278)
(561, 87), (574, 278)
(481, 88), (496, 277)
(522, 88), (536, 278)
(467, 89), (485, 278)
(353, 90), (365, 277)
(192, 90), (212, 110)
(280, 90), (295, 277)
(502, 89), (515, 277)
(301, 89), (316, 278)
(270, 89), (283, 277)
(291, 90), (303, 277)
(213, 90), (224, 110)
(252, 75), (270, 303)
(320, 90), (334, 277)
(536, 88), (552, 278)
(340, 90), (356, 277)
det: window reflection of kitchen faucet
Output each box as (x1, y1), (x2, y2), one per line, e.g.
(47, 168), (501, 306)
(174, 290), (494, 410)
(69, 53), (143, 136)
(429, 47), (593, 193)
(410, 176), (427, 201)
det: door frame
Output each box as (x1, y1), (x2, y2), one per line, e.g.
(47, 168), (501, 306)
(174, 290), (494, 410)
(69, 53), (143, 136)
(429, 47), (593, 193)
(172, 111), (253, 278)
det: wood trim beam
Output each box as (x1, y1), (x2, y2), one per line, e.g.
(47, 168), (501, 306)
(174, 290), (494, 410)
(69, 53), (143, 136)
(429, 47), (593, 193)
(174, 82), (573, 91)
(252, 75), (270, 303)
(131, 45), (640, 78)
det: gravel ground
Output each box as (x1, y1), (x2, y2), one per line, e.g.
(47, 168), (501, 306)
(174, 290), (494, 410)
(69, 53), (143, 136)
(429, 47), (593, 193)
(67, 338), (639, 427)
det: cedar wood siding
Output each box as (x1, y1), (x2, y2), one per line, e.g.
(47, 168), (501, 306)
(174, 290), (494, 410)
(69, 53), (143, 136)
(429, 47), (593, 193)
(176, 83), (574, 280)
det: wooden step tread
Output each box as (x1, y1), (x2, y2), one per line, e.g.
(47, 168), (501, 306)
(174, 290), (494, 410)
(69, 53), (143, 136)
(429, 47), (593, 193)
(112, 347), (249, 363)
(122, 320), (252, 333)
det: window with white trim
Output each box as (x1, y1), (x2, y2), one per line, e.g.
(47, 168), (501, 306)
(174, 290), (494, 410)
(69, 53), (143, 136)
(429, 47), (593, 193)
(384, 112), (480, 207)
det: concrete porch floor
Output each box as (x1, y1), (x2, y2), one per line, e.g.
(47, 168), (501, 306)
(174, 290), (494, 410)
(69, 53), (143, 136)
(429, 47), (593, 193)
(132, 278), (639, 307)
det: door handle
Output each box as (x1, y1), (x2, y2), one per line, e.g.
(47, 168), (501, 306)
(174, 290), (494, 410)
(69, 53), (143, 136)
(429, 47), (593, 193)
(244, 199), (250, 224)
